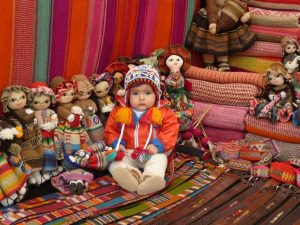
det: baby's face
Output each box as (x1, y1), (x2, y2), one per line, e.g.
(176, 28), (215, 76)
(129, 84), (156, 111)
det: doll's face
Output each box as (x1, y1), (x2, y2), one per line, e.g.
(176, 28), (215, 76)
(285, 43), (297, 54)
(58, 88), (74, 104)
(267, 72), (284, 86)
(32, 94), (51, 110)
(78, 90), (91, 100)
(113, 72), (124, 85)
(166, 54), (184, 72)
(8, 91), (27, 110)
(95, 81), (109, 98)
(129, 84), (156, 111)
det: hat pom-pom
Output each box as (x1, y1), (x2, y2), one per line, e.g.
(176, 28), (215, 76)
(182, 131), (193, 140)
(115, 107), (132, 124)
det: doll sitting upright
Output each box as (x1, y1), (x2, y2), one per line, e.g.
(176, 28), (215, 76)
(104, 65), (179, 195)
(251, 63), (293, 123)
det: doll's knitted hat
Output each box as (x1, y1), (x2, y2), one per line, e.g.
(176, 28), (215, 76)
(31, 82), (56, 104)
(89, 72), (113, 89)
(124, 65), (161, 106)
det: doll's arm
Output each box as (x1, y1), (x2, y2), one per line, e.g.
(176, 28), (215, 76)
(40, 110), (58, 131)
(155, 108), (179, 153)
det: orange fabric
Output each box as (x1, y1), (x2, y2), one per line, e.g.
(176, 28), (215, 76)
(65, 0), (90, 79)
(111, 0), (138, 61)
(152, 1), (174, 50)
(0, 0), (14, 88)
(104, 106), (179, 154)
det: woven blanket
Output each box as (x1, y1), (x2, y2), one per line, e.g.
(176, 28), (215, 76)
(235, 41), (282, 58)
(253, 0), (300, 4)
(249, 7), (300, 17)
(245, 133), (300, 162)
(0, 153), (207, 225)
(250, 10), (300, 27)
(245, 115), (300, 144)
(82, 165), (221, 224)
(188, 78), (262, 107)
(250, 25), (300, 43)
(185, 66), (265, 89)
(249, 0), (300, 11)
(194, 101), (247, 131)
(203, 126), (246, 143)
(229, 56), (280, 74)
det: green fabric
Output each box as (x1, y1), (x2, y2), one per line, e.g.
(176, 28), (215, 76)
(35, 0), (51, 83)
(185, 0), (196, 39)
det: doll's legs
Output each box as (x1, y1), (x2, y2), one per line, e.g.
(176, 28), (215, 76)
(203, 54), (217, 70)
(137, 154), (168, 195)
(216, 55), (230, 71)
(109, 156), (142, 192)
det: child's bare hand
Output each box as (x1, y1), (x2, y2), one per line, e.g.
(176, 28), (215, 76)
(147, 144), (158, 155)
(117, 144), (126, 152)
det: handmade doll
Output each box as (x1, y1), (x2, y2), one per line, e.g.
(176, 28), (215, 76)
(253, 63), (293, 123)
(104, 65), (179, 195)
(158, 45), (195, 131)
(1, 85), (45, 185)
(0, 117), (29, 206)
(281, 37), (300, 75)
(30, 82), (62, 184)
(89, 72), (115, 125)
(104, 62), (129, 97)
(71, 74), (104, 143)
(185, 0), (256, 71)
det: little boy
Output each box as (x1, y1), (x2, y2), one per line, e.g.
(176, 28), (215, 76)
(104, 65), (179, 195)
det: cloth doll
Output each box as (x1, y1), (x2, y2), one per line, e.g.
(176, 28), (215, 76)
(104, 62), (129, 97)
(104, 65), (179, 195)
(0, 117), (29, 206)
(252, 63), (293, 123)
(30, 82), (62, 184)
(71, 74), (104, 143)
(1, 85), (45, 186)
(89, 72), (115, 125)
(158, 45), (195, 132)
(185, 0), (256, 71)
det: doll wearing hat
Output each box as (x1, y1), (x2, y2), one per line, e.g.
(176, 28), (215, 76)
(186, 0), (256, 71)
(104, 65), (179, 195)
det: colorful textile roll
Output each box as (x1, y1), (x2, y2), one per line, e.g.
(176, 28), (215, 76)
(239, 148), (265, 161)
(235, 41), (282, 58)
(251, 165), (270, 178)
(189, 79), (261, 107)
(193, 101), (247, 131)
(185, 66), (265, 88)
(228, 159), (252, 172)
(217, 142), (240, 161)
(270, 162), (296, 184)
(203, 126), (246, 143)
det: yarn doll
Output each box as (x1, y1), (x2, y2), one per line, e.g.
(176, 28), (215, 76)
(104, 62), (129, 97)
(30, 82), (62, 184)
(185, 0), (256, 71)
(0, 117), (29, 206)
(89, 72), (115, 125)
(104, 65), (179, 195)
(158, 45), (195, 132)
(252, 63), (293, 123)
(1, 85), (45, 186)
(71, 74), (104, 143)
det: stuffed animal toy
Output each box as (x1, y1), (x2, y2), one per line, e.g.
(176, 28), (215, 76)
(252, 63), (293, 123)
(0, 117), (29, 206)
(158, 45), (195, 131)
(104, 62), (129, 97)
(71, 74), (105, 143)
(89, 72), (115, 125)
(185, 0), (256, 71)
(30, 82), (62, 185)
(1, 85), (45, 186)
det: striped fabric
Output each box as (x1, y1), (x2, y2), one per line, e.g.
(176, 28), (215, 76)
(235, 41), (282, 58)
(0, 0), (200, 91)
(203, 126), (246, 143)
(185, 66), (265, 89)
(249, 0), (300, 11)
(188, 78), (261, 107)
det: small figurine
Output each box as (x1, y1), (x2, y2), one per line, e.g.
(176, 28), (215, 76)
(281, 37), (300, 75)
(104, 62), (129, 97)
(252, 63), (293, 123)
(185, 0), (256, 71)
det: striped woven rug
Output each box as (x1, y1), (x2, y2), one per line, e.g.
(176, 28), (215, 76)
(0, 153), (220, 225)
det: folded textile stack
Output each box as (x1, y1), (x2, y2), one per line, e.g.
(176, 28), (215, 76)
(193, 101), (247, 142)
(186, 66), (264, 107)
(230, 0), (300, 73)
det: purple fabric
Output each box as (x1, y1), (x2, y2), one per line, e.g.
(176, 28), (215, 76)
(171, 0), (187, 44)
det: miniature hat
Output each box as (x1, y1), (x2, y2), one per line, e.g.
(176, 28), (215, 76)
(31, 82), (56, 104)
(89, 72), (113, 89)
(104, 62), (130, 75)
